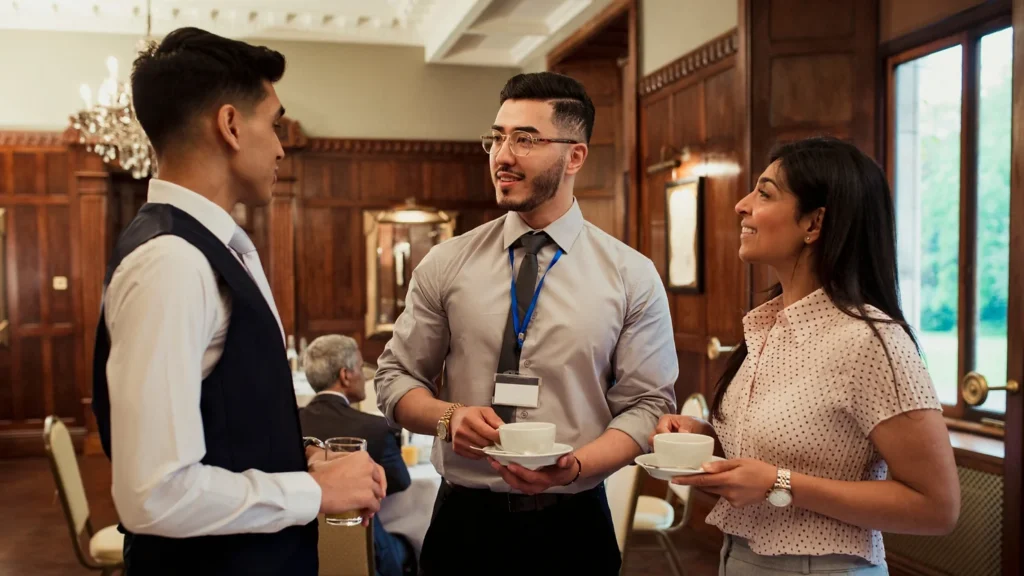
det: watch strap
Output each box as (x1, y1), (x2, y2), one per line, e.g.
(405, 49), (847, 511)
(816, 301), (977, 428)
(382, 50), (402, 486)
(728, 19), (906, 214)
(767, 467), (791, 497)
(439, 403), (464, 442)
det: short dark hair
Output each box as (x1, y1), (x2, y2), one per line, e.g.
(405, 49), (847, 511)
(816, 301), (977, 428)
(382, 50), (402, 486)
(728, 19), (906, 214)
(130, 27), (285, 155)
(498, 72), (595, 143)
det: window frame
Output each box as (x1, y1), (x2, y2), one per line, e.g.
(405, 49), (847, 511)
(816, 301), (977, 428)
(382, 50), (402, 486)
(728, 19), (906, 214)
(885, 15), (1012, 428)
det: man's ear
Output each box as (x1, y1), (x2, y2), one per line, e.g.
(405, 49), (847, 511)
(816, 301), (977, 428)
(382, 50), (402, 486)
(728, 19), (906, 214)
(216, 104), (242, 152)
(563, 143), (589, 176)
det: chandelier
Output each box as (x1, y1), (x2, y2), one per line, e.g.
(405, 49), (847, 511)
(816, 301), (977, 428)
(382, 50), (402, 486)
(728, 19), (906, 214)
(69, 1), (155, 179)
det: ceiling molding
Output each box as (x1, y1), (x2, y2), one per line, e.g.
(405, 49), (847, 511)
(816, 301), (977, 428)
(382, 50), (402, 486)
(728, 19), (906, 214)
(306, 138), (481, 156)
(0, 131), (68, 148)
(0, 0), (604, 68)
(422, 0), (495, 63)
(638, 29), (739, 98)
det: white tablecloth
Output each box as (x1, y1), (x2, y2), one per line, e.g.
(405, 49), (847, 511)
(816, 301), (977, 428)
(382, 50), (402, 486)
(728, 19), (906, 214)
(378, 463), (442, 559)
(293, 371), (315, 407)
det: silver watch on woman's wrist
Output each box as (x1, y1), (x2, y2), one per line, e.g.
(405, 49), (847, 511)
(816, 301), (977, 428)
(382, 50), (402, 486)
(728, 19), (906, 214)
(766, 467), (792, 507)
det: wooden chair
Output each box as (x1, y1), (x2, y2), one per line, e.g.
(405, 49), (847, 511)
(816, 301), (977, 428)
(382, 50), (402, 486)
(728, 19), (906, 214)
(42, 416), (125, 575)
(317, 514), (375, 576)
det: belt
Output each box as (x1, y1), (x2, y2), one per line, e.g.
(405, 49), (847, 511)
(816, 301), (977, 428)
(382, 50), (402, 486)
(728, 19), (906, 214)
(443, 479), (602, 513)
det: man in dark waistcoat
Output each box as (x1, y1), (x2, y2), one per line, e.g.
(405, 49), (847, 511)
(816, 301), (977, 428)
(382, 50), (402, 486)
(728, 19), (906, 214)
(92, 27), (386, 575)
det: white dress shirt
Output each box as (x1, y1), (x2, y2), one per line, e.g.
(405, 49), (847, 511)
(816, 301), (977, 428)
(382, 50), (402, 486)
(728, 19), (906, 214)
(103, 179), (321, 537)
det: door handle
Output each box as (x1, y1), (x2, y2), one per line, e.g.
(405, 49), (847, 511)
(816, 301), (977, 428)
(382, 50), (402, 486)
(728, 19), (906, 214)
(707, 337), (737, 360)
(961, 371), (1020, 406)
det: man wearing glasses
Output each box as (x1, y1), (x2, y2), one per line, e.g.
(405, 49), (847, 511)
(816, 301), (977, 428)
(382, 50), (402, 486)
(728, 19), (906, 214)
(374, 72), (678, 575)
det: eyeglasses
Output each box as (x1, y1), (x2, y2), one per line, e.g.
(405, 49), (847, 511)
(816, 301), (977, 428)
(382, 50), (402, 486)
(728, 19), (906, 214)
(481, 130), (580, 157)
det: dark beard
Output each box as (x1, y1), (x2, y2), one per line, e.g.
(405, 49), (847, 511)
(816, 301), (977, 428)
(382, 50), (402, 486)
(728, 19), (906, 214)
(497, 155), (565, 213)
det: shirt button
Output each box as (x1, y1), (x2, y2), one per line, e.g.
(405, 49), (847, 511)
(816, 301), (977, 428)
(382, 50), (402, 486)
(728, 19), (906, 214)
(523, 360), (532, 368)
(520, 411), (529, 419)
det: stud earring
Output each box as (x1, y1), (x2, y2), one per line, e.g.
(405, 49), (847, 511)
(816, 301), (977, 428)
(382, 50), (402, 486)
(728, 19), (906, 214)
(805, 236), (811, 242)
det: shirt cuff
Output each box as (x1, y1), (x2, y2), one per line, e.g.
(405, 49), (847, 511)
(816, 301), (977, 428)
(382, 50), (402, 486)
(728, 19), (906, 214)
(281, 472), (322, 524)
(378, 375), (433, 428)
(607, 408), (660, 453)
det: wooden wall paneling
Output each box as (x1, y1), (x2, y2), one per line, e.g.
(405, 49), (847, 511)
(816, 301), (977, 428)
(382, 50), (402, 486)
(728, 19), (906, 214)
(671, 84), (706, 147)
(268, 155), (298, 338)
(74, 151), (111, 455)
(623, 1), (639, 250)
(744, 0), (878, 308)
(640, 94), (672, 258)
(640, 33), (745, 407)
(294, 142), (494, 363)
(747, 0), (879, 173)
(13, 153), (36, 196)
(0, 137), (82, 457)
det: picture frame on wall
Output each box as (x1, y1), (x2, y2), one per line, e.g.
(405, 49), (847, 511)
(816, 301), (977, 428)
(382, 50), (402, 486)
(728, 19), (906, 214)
(664, 176), (704, 294)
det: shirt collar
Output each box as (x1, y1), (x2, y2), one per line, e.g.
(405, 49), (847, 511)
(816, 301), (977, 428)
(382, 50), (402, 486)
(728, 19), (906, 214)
(147, 179), (237, 246)
(742, 288), (841, 351)
(501, 197), (585, 253)
(316, 390), (350, 406)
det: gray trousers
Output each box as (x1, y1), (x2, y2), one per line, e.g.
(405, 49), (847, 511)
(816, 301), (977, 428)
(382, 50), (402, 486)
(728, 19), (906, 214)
(720, 535), (889, 575)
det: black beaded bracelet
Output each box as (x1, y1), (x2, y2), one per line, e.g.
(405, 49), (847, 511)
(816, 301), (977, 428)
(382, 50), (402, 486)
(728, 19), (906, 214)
(564, 456), (582, 486)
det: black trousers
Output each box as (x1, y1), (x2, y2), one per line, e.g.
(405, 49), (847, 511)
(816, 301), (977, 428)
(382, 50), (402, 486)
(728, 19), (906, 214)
(419, 480), (621, 576)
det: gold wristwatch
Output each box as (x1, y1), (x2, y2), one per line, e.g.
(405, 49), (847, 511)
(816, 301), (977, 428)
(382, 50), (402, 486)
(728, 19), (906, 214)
(436, 403), (464, 443)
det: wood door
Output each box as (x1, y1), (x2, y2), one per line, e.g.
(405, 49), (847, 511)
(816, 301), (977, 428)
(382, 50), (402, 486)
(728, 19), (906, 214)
(0, 147), (81, 457)
(1002, 2), (1024, 572)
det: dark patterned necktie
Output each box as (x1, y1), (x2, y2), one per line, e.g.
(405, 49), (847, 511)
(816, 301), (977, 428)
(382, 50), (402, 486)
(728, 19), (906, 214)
(493, 232), (550, 423)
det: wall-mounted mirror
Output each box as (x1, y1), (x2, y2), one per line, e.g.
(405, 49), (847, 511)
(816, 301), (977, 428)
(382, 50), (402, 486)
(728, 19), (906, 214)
(364, 200), (457, 337)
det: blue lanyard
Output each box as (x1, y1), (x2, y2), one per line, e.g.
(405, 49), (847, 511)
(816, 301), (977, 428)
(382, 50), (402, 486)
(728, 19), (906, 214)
(508, 246), (563, 349)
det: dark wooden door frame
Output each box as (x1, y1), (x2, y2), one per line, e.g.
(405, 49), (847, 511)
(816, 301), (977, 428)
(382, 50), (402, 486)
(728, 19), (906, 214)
(1003, 2), (1023, 573)
(546, 0), (639, 249)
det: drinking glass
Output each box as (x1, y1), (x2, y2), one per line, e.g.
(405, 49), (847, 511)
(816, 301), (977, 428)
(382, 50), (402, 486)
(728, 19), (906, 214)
(324, 437), (368, 526)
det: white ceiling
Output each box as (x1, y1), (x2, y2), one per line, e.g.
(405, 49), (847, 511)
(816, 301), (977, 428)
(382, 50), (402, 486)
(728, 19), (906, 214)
(0, 0), (599, 67)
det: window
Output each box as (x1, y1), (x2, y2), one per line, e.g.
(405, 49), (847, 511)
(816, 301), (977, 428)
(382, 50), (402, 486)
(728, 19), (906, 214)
(888, 21), (1012, 424)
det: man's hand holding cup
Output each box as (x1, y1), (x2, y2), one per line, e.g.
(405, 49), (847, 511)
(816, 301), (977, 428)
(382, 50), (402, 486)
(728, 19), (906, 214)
(449, 405), (504, 459)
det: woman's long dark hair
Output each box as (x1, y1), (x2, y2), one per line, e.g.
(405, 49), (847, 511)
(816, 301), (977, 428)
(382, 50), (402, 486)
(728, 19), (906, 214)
(710, 137), (918, 421)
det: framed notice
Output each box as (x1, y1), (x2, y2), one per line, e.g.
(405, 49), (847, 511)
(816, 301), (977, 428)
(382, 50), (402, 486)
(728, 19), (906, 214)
(664, 176), (704, 293)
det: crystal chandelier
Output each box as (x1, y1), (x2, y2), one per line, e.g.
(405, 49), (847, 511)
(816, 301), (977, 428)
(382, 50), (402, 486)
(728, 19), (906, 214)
(69, 1), (155, 179)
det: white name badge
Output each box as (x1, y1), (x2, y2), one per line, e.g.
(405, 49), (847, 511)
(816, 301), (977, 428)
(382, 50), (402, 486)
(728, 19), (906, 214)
(492, 372), (540, 408)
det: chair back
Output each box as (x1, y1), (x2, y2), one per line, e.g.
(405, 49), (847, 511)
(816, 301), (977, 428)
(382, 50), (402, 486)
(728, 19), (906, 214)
(317, 515), (374, 576)
(605, 464), (643, 553)
(43, 415), (94, 567)
(680, 392), (709, 419)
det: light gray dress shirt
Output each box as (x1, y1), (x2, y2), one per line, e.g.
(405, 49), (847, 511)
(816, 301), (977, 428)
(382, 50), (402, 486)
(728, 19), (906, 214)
(375, 199), (678, 494)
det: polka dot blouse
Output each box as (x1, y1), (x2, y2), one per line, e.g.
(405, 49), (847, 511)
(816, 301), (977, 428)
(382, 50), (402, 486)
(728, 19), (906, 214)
(706, 288), (941, 565)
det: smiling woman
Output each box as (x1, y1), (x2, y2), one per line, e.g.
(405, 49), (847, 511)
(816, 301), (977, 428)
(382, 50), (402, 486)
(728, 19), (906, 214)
(654, 137), (961, 576)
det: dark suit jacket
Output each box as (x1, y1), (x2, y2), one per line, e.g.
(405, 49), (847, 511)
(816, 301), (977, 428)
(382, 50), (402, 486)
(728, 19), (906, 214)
(299, 393), (411, 496)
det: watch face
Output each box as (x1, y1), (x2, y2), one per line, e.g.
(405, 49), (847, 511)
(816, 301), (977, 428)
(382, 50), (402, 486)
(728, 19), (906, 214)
(436, 421), (448, 440)
(768, 489), (792, 507)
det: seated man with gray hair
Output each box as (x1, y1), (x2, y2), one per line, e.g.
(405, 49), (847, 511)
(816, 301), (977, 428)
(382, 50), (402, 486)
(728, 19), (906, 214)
(299, 335), (414, 576)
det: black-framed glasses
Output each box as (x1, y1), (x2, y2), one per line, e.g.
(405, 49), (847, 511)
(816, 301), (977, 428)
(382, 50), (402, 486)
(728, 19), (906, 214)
(481, 130), (580, 157)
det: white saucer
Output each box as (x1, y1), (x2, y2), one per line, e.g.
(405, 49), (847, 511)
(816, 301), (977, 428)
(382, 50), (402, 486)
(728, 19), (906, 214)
(480, 443), (574, 471)
(634, 453), (724, 481)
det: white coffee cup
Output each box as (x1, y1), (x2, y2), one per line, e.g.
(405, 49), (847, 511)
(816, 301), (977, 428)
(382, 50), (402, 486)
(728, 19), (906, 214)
(498, 422), (556, 454)
(653, 432), (714, 469)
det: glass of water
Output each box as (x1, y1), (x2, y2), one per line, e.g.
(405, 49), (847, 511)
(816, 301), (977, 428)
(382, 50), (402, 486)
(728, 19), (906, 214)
(324, 437), (368, 526)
